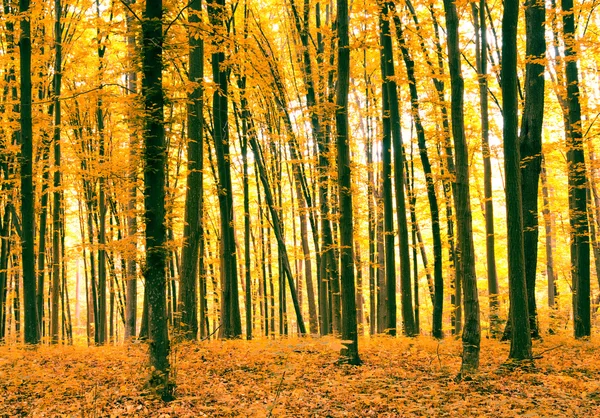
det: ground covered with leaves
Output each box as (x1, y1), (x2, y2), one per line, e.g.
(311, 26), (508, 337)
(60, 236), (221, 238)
(0, 335), (599, 416)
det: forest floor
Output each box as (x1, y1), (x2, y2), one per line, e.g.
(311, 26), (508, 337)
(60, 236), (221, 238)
(0, 334), (598, 417)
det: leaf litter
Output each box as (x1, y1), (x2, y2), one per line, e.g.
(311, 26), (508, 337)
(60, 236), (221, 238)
(0, 335), (598, 416)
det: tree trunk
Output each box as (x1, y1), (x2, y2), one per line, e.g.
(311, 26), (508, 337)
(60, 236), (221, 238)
(19, 0), (39, 345)
(502, 1), (532, 361)
(178, 0), (204, 340)
(336, 0), (360, 365)
(442, 0), (480, 374)
(124, 0), (138, 341)
(142, 0), (172, 399)
(407, 0), (459, 335)
(51, 0), (63, 344)
(541, 160), (557, 309)
(499, 0), (546, 341)
(562, 0), (590, 338)
(380, 4), (415, 336)
(208, 0), (242, 339)
(472, 0), (500, 337)
(378, 7), (396, 336)
(393, 10), (442, 339)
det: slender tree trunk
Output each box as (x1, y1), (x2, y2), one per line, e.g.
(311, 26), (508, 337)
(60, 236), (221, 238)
(393, 10), (442, 339)
(376, 188), (386, 333)
(336, 0), (360, 364)
(541, 160), (557, 309)
(498, 0), (546, 341)
(95, 0), (108, 344)
(442, 0), (480, 374)
(208, 0), (242, 339)
(503, 0), (532, 361)
(296, 180), (318, 334)
(381, 3), (415, 336)
(19, 0), (39, 344)
(0, 205), (11, 341)
(315, 3), (338, 335)
(51, 0), (63, 344)
(562, 0), (590, 338)
(124, 0), (138, 341)
(245, 118), (307, 336)
(378, 8), (396, 336)
(142, 0), (172, 399)
(178, 0), (204, 340)
(36, 139), (50, 339)
(472, 0), (500, 337)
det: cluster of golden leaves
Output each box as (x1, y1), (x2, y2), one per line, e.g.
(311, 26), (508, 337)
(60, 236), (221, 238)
(0, 335), (599, 416)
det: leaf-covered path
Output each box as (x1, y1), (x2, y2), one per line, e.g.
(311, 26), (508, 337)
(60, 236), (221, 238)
(0, 336), (598, 416)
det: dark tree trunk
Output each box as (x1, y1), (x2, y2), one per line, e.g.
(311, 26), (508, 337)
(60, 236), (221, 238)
(95, 1), (108, 344)
(541, 160), (557, 308)
(207, 0), (242, 339)
(36, 139), (50, 339)
(517, 0), (546, 339)
(472, 0), (500, 337)
(408, 1), (460, 335)
(393, 10), (443, 339)
(502, 1), (532, 361)
(336, 0), (360, 365)
(124, 0), (138, 341)
(178, 0), (204, 340)
(19, 0), (39, 345)
(142, 0), (172, 399)
(378, 6), (397, 336)
(562, 0), (590, 338)
(442, 0), (480, 374)
(51, 0), (63, 344)
(0, 205), (11, 341)
(380, 4), (415, 336)
(245, 116), (307, 336)
(315, 3), (338, 336)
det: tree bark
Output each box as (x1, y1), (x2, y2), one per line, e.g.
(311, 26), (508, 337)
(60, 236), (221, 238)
(207, 0), (242, 339)
(442, 0), (480, 373)
(19, 0), (39, 345)
(336, 0), (360, 364)
(124, 0), (138, 341)
(142, 0), (172, 399)
(562, 0), (590, 338)
(51, 0), (63, 344)
(393, 10), (442, 339)
(502, 0), (532, 361)
(472, 0), (500, 337)
(178, 0), (204, 340)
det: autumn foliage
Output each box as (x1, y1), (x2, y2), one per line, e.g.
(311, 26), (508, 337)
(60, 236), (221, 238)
(1, 336), (599, 416)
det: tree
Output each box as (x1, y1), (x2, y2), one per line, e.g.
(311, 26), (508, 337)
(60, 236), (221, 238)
(472, 0), (500, 336)
(142, 0), (172, 399)
(392, 8), (443, 339)
(124, 0), (138, 341)
(336, 0), (360, 365)
(19, 0), (39, 345)
(378, 6), (396, 336)
(518, 0), (546, 339)
(178, 0), (204, 340)
(51, 0), (63, 344)
(380, 2), (415, 336)
(207, 0), (242, 339)
(502, 0), (532, 361)
(562, 0), (590, 338)
(442, 0), (480, 374)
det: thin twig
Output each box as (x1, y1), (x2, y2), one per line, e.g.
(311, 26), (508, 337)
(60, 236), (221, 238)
(118, 0), (142, 24)
(267, 371), (286, 418)
(201, 324), (221, 342)
(533, 344), (564, 359)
